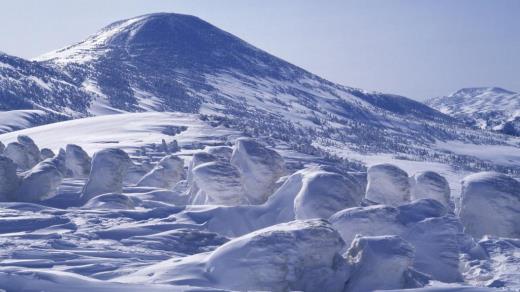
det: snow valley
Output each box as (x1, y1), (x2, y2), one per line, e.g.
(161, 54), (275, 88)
(0, 12), (518, 292)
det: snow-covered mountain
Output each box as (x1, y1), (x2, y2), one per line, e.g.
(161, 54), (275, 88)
(426, 87), (520, 135)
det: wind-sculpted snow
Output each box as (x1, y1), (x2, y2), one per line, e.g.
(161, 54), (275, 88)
(40, 147), (55, 159)
(330, 199), (463, 282)
(120, 219), (350, 292)
(459, 172), (520, 239)
(411, 170), (453, 211)
(137, 155), (183, 189)
(3, 142), (31, 170)
(0, 156), (19, 200)
(365, 163), (411, 206)
(230, 138), (286, 204)
(15, 159), (63, 202)
(345, 235), (426, 292)
(65, 144), (91, 178)
(81, 148), (131, 202)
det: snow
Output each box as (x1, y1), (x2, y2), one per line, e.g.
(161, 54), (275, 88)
(411, 171), (453, 211)
(0, 156), (19, 201)
(15, 159), (63, 202)
(119, 219), (350, 292)
(365, 163), (411, 206)
(81, 148), (131, 202)
(3, 142), (31, 171)
(65, 144), (92, 178)
(0, 110), (50, 134)
(137, 155), (183, 189)
(459, 172), (520, 239)
(230, 138), (286, 204)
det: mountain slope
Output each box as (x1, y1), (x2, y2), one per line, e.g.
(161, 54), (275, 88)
(426, 87), (520, 135)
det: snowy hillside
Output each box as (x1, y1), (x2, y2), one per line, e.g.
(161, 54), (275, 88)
(427, 87), (520, 135)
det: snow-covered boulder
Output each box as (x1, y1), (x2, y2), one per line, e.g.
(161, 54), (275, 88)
(81, 148), (131, 202)
(17, 135), (41, 168)
(15, 160), (63, 202)
(345, 235), (425, 292)
(40, 148), (55, 159)
(331, 199), (462, 283)
(65, 144), (91, 178)
(459, 172), (520, 239)
(137, 155), (184, 189)
(84, 193), (138, 210)
(122, 219), (350, 292)
(230, 138), (286, 204)
(293, 167), (364, 219)
(0, 156), (20, 201)
(365, 163), (411, 206)
(191, 161), (247, 205)
(411, 171), (453, 211)
(3, 142), (31, 170)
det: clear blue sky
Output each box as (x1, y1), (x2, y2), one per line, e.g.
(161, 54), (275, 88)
(1, 0), (519, 100)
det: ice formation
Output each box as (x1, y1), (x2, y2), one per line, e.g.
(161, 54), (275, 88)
(81, 148), (131, 201)
(230, 138), (286, 204)
(137, 155), (184, 189)
(459, 172), (520, 239)
(65, 144), (91, 178)
(411, 170), (453, 211)
(365, 163), (411, 206)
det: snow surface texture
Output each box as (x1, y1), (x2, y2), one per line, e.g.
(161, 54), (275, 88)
(365, 163), (411, 206)
(459, 172), (520, 239)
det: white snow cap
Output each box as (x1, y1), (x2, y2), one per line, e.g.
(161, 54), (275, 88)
(365, 163), (411, 206)
(459, 172), (520, 239)
(411, 170), (453, 211)
(137, 155), (184, 189)
(293, 166), (365, 219)
(230, 138), (286, 204)
(81, 148), (131, 202)
(65, 144), (91, 178)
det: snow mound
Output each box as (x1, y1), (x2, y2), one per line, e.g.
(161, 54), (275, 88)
(459, 172), (520, 239)
(15, 159), (63, 202)
(65, 144), (91, 178)
(84, 193), (138, 210)
(17, 135), (42, 169)
(205, 146), (233, 161)
(411, 171), (453, 211)
(122, 219), (349, 292)
(230, 138), (286, 204)
(191, 161), (247, 205)
(365, 163), (411, 206)
(0, 141), (5, 154)
(330, 199), (462, 282)
(186, 151), (217, 198)
(81, 148), (131, 202)
(40, 148), (55, 159)
(293, 167), (364, 219)
(0, 156), (20, 201)
(3, 142), (31, 170)
(137, 155), (184, 189)
(345, 235), (425, 292)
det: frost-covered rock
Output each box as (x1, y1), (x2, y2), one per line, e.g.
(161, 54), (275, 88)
(365, 163), (411, 206)
(330, 199), (462, 283)
(345, 235), (424, 292)
(137, 155), (184, 189)
(65, 144), (91, 178)
(293, 167), (364, 219)
(122, 219), (350, 292)
(0, 156), (20, 201)
(17, 135), (41, 168)
(84, 193), (138, 210)
(411, 171), (453, 211)
(459, 172), (520, 239)
(81, 148), (131, 202)
(230, 138), (286, 204)
(15, 160), (63, 202)
(40, 148), (55, 159)
(191, 161), (247, 205)
(3, 142), (31, 170)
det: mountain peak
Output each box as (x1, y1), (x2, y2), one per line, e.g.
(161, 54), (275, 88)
(450, 87), (516, 97)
